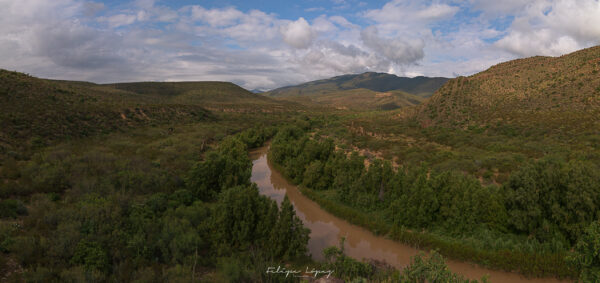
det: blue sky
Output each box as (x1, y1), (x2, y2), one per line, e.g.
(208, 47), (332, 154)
(1, 0), (599, 90)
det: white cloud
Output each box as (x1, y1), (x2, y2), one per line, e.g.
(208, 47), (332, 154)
(360, 26), (425, 65)
(280, 17), (316, 49)
(1, 0), (599, 90)
(495, 27), (581, 57)
(494, 0), (600, 56)
(544, 0), (600, 44)
(414, 3), (460, 21)
(312, 15), (338, 34)
(365, 0), (459, 25)
(329, 16), (357, 29)
(297, 40), (388, 76)
(191, 6), (245, 27)
(98, 14), (138, 28)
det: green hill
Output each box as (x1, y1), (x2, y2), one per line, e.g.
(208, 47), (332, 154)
(266, 72), (449, 98)
(105, 81), (287, 109)
(281, 88), (425, 110)
(416, 46), (600, 132)
(0, 70), (292, 158)
(264, 72), (448, 110)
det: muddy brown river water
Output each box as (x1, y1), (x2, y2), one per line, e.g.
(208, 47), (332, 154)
(249, 145), (569, 283)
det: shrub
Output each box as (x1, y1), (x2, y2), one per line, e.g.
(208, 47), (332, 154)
(0, 199), (27, 218)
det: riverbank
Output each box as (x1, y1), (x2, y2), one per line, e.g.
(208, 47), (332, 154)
(252, 144), (573, 282)
(300, 186), (574, 280)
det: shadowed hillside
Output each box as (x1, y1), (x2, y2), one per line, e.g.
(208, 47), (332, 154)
(105, 81), (289, 109)
(0, 70), (213, 157)
(0, 70), (293, 158)
(264, 72), (448, 110)
(416, 46), (600, 132)
(266, 72), (449, 98)
(281, 88), (425, 110)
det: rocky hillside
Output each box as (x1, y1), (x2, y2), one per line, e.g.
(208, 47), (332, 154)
(416, 46), (600, 133)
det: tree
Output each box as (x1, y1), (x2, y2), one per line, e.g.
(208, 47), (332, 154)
(270, 196), (309, 260)
(504, 158), (600, 243)
(401, 251), (487, 283)
(570, 221), (600, 282)
(186, 137), (251, 201)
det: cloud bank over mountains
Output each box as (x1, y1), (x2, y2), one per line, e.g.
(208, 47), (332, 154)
(1, 0), (599, 90)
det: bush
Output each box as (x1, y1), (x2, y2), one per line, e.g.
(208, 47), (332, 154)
(0, 199), (28, 218)
(504, 158), (600, 243)
(570, 221), (600, 282)
(70, 240), (110, 273)
(401, 251), (488, 283)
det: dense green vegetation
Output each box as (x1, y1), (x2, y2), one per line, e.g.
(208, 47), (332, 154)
(319, 237), (489, 282)
(569, 220), (600, 282)
(0, 122), (313, 281)
(0, 69), (294, 163)
(400, 251), (489, 283)
(106, 81), (292, 109)
(310, 108), (600, 186)
(270, 123), (600, 278)
(2, 45), (599, 282)
(0, 114), (491, 282)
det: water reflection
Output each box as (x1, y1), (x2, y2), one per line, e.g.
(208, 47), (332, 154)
(249, 145), (568, 283)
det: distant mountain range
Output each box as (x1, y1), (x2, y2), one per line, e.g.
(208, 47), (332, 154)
(263, 72), (449, 110)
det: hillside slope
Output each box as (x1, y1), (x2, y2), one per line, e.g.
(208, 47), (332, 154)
(267, 72), (449, 98)
(0, 71), (214, 157)
(416, 46), (600, 133)
(105, 81), (289, 110)
(0, 70), (293, 157)
(282, 88), (425, 110)
(264, 72), (447, 110)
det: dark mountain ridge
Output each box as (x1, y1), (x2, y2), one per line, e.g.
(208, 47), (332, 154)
(266, 72), (449, 98)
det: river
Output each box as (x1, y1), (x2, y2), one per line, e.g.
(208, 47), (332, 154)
(249, 145), (568, 283)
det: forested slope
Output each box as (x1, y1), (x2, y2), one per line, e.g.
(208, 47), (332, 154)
(269, 116), (600, 280)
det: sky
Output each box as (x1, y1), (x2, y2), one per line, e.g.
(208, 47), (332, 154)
(1, 0), (599, 90)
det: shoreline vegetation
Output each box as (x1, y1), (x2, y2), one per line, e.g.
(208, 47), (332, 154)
(268, 120), (600, 281)
(0, 116), (493, 282)
(269, 149), (573, 280)
(299, 186), (572, 278)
